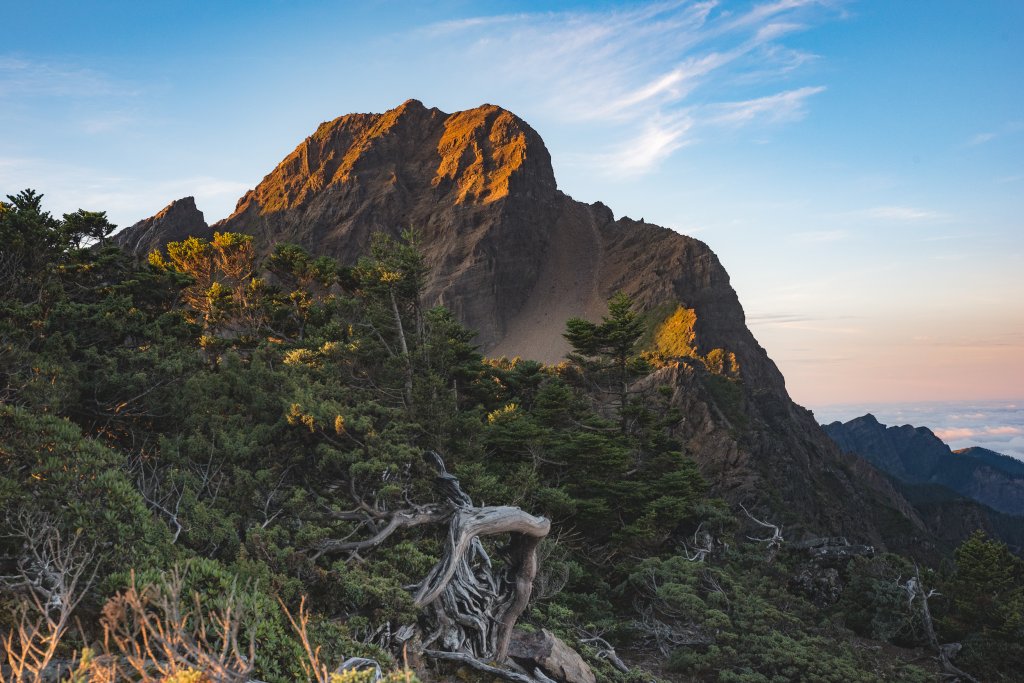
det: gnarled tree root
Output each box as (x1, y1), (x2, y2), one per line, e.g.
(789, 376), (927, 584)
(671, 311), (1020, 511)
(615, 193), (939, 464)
(414, 505), (550, 661)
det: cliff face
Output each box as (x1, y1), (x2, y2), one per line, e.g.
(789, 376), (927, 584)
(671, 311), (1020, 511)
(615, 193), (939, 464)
(121, 100), (934, 546)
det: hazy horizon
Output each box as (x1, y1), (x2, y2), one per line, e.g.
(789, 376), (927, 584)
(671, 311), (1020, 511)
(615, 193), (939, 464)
(3, 0), (1021, 406)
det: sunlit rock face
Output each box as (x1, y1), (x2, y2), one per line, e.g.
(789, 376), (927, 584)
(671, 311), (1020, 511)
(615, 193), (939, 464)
(121, 100), (940, 546)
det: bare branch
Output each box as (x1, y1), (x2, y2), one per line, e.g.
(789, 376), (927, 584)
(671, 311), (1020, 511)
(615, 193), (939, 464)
(0, 512), (98, 682)
(313, 507), (450, 559)
(739, 504), (783, 548)
(682, 522), (713, 562)
(578, 631), (630, 673)
(900, 565), (980, 683)
(100, 566), (255, 682)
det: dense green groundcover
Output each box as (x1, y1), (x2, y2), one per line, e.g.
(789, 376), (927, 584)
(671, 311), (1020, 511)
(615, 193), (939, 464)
(2, 190), (1022, 681)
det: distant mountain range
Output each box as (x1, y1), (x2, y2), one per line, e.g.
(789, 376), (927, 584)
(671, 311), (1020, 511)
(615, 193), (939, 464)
(824, 414), (1024, 552)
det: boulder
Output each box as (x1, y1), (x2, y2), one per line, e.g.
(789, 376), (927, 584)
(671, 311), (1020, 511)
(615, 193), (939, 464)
(508, 629), (596, 683)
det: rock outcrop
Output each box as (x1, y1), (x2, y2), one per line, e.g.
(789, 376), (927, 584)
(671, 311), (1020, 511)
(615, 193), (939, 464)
(114, 196), (208, 256)
(509, 629), (597, 683)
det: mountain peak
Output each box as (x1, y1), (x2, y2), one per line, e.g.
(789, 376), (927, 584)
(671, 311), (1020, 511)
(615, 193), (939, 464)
(227, 100), (555, 223)
(433, 102), (554, 204)
(113, 195), (208, 255)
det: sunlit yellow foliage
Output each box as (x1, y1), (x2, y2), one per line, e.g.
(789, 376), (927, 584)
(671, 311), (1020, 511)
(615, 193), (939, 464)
(378, 269), (404, 284)
(162, 668), (209, 683)
(704, 348), (740, 378)
(287, 403), (317, 431)
(487, 403), (519, 424)
(148, 232), (257, 330)
(148, 249), (168, 270)
(653, 306), (698, 358)
(329, 669), (418, 683)
(648, 305), (740, 378)
(284, 348), (319, 367)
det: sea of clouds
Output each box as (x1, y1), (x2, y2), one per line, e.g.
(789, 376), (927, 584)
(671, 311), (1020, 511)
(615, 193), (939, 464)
(813, 400), (1024, 462)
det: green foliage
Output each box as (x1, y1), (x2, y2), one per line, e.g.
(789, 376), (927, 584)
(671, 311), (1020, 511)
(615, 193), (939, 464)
(939, 531), (1024, 679)
(149, 232), (265, 338)
(0, 404), (171, 580)
(564, 292), (650, 431)
(628, 551), (933, 683)
(836, 554), (921, 644)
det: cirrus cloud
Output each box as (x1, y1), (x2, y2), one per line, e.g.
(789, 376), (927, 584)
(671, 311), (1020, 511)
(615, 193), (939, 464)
(418, 0), (840, 176)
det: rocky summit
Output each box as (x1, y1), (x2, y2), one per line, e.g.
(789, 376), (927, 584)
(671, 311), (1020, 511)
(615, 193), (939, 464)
(116, 100), (938, 547)
(118, 100), (776, 386)
(115, 195), (207, 256)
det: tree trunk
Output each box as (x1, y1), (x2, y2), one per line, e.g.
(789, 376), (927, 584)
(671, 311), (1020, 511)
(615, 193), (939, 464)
(415, 506), (550, 661)
(388, 286), (414, 408)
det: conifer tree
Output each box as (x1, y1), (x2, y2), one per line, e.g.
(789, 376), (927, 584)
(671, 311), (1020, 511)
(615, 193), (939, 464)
(564, 291), (649, 431)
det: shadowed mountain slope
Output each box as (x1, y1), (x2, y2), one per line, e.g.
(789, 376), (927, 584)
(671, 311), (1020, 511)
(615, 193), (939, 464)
(114, 196), (208, 256)
(824, 414), (1024, 517)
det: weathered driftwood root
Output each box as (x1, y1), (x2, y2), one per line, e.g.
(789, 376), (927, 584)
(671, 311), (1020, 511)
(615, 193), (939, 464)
(414, 505), (550, 660)
(578, 633), (629, 673)
(313, 506), (450, 559)
(314, 451), (551, 676)
(407, 451), (551, 664)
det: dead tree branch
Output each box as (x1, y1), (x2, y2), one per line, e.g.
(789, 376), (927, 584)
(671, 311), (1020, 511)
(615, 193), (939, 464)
(739, 504), (783, 549)
(0, 512), (98, 683)
(314, 507), (450, 559)
(578, 631), (630, 673)
(682, 522), (713, 562)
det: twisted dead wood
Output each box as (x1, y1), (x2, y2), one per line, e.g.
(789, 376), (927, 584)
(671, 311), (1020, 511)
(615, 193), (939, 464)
(313, 450), (551, 672)
(411, 451), (551, 662)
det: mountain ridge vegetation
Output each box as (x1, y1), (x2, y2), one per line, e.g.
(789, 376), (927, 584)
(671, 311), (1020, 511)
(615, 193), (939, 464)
(2, 189), (1022, 681)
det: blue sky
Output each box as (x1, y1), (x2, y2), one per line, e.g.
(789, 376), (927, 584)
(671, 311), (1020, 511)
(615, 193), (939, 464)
(2, 0), (1022, 412)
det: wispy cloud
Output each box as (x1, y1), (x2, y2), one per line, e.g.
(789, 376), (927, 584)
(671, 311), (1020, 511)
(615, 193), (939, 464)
(966, 132), (997, 146)
(963, 120), (1024, 147)
(596, 116), (696, 176)
(708, 85), (826, 126)
(789, 228), (848, 243)
(0, 56), (129, 99)
(860, 205), (951, 223)
(79, 111), (139, 134)
(934, 425), (1023, 441)
(0, 56), (142, 134)
(419, 0), (839, 175)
